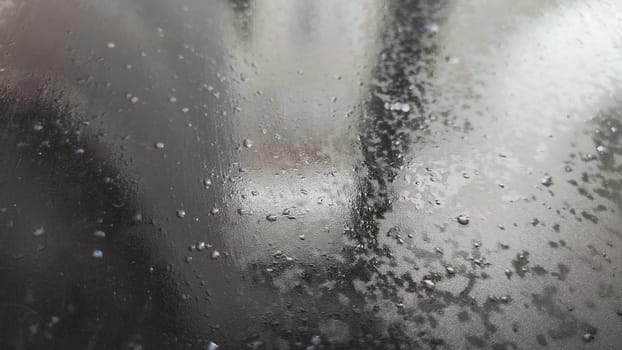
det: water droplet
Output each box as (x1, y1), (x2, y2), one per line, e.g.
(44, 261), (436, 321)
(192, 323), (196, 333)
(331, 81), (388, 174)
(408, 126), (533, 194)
(94, 230), (106, 238)
(185, 256), (193, 263)
(596, 145), (607, 154)
(266, 214), (277, 222)
(210, 207), (220, 216)
(106, 42), (116, 49)
(129, 95), (139, 104)
(203, 178), (212, 188)
(423, 279), (436, 290)
(243, 139), (254, 148)
(582, 333), (594, 342)
(169, 96), (177, 103)
(423, 22), (439, 33)
(446, 266), (456, 275)
(33, 227), (45, 237)
(92, 249), (104, 258)
(196, 242), (206, 251)
(299, 235), (305, 240)
(541, 175), (553, 187)
(210, 250), (221, 260)
(564, 166), (573, 173)
(131, 211), (143, 223)
(74, 148), (85, 155)
(176, 209), (186, 219)
(505, 268), (512, 278)
(384, 102), (411, 112)
(127, 341), (143, 350)
(181, 107), (190, 113)
(154, 142), (165, 149)
(310, 335), (321, 346)
(207, 341), (219, 350)
(457, 215), (470, 225)
(446, 56), (460, 64)
(583, 153), (596, 161)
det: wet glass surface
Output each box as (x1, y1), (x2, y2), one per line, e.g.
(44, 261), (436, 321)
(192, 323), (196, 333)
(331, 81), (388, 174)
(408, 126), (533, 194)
(0, 0), (621, 349)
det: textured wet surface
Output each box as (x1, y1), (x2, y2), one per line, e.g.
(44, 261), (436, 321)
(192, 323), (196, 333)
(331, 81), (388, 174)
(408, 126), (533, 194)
(0, 0), (621, 349)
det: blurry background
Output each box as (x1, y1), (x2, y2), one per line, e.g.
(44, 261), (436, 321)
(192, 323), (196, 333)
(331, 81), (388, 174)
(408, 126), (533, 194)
(0, 0), (621, 349)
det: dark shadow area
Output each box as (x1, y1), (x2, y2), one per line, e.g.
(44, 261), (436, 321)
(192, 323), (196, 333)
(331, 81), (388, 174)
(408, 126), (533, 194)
(0, 87), (186, 349)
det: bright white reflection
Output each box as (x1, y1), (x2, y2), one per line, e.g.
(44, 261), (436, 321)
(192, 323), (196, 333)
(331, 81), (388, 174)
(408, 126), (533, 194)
(220, 0), (383, 266)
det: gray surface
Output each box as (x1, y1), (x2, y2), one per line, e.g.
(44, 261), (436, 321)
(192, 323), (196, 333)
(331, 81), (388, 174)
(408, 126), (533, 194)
(0, 0), (621, 349)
